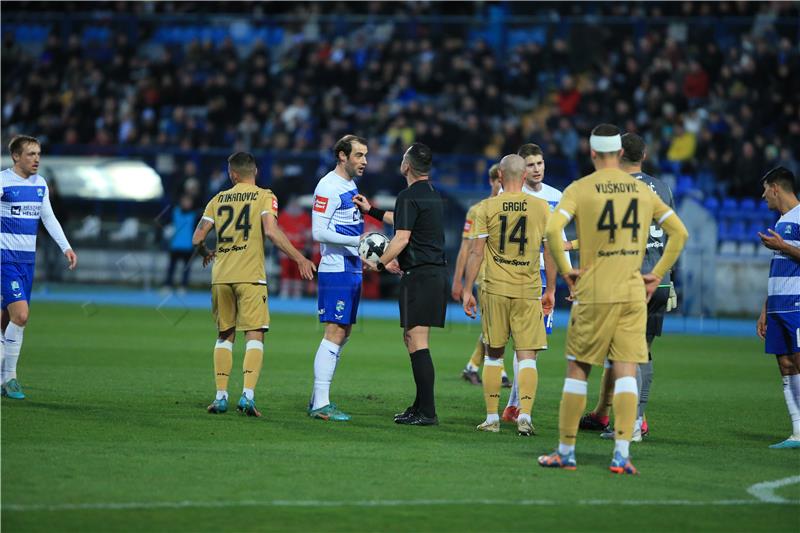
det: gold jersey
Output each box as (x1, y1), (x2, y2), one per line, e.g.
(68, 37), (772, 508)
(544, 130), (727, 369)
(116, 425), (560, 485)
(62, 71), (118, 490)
(553, 167), (675, 303)
(474, 191), (550, 299)
(462, 202), (480, 239)
(464, 199), (487, 284)
(201, 182), (278, 285)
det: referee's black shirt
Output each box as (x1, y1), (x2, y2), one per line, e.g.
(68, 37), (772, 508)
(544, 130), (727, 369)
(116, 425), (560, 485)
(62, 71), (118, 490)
(393, 179), (446, 272)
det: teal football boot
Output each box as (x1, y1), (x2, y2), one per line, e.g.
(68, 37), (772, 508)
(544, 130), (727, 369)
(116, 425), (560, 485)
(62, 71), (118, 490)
(308, 403), (351, 421)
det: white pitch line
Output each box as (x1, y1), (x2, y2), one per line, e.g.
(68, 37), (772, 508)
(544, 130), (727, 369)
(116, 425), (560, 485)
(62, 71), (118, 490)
(4, 497), (799, 513)
(747, 475), (800, 503)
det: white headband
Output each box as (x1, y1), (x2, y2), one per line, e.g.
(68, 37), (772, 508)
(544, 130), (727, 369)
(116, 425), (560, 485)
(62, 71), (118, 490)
(590, 134), (622, 152)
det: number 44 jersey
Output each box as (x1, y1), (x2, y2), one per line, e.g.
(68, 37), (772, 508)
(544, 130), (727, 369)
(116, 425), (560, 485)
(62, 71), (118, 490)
(555, 167), (674, 304)
(474, 191), (551, 300)
(201, 183), (278, 285)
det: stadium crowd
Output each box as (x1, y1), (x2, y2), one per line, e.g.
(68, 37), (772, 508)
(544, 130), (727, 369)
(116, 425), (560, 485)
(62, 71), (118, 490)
(1, 1), (798, 198)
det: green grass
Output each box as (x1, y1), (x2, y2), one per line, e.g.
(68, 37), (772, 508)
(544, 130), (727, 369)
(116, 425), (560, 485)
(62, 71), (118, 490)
(2, 302), (799, 532)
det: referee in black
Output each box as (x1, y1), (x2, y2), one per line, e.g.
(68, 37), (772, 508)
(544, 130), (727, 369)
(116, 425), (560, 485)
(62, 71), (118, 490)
(354, 143), (448, 426)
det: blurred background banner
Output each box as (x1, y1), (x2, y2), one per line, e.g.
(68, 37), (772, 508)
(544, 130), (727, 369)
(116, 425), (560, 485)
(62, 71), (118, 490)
(1, 1), (797, 318)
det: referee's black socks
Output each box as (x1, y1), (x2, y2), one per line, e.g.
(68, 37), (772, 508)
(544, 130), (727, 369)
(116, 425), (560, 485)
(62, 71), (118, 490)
(410, 349), (436, 418)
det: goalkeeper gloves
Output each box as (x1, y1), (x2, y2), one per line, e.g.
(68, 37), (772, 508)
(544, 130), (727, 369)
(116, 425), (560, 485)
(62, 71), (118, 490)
(666, 282), (677, 312)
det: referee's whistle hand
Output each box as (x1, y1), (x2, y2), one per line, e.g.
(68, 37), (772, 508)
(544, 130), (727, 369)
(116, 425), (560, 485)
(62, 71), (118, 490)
(353, 194), (370, 213)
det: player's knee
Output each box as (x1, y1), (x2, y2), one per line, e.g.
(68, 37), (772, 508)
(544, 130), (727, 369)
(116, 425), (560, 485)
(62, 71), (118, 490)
(777, 355), (799, 375)
(11, 310), (29, 327)
(324, 324), (347, 345)
(218, 328), (235, 342)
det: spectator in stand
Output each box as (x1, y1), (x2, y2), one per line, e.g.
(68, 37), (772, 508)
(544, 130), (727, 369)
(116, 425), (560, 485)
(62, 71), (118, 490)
(163, 194), (198, 293)
(667, 122), (697, 163)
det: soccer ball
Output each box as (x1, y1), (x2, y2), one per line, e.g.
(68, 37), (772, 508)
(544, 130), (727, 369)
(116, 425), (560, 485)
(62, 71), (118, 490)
(358, 232), (389, 262)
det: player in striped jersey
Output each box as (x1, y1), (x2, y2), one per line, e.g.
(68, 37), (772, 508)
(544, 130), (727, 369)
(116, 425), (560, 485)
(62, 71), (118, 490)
(1, 135), (77, 399)
(757, 167), (800, 449)
(453, 164), (506, 386)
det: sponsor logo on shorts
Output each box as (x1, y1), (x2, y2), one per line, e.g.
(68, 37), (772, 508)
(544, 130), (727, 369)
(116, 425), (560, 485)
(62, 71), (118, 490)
(318, 308), (325, 315)
(313, 196), (329, 213)
(334, 314), (344, 320)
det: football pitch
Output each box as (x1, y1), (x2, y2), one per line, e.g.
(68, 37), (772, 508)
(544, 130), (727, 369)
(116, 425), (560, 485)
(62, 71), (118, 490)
(2, 302), (799, 532)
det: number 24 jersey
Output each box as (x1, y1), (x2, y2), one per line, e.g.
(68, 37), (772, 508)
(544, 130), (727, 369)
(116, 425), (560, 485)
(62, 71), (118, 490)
(201, 182), (278, 285)
(474, 191), (551, 299)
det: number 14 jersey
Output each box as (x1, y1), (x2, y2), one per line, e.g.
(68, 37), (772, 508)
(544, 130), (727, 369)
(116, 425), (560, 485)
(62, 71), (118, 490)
(474, 191), (551, 299)
(201, 182), (278, 285)
(555, 167), (673, 303)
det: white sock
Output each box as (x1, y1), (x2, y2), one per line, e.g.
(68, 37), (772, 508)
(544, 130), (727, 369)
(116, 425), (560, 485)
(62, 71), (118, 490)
(518, 413), (531, 424)
(506, 352), (519, 408)
(466, 362), (479, 372)
(216, 390), (228, 401)
(2, 322), (25, 384)
(243, 388), (254, 401)
(558, 443), (575, 455)
(486, 413), (499, 424)
(312, 338), (341, 410)
(782, 375), (800, 436)
(614, 439), (631, 458)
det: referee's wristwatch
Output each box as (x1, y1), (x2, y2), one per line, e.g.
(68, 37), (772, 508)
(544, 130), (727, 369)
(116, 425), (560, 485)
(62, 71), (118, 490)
(376, 261), (386, 272)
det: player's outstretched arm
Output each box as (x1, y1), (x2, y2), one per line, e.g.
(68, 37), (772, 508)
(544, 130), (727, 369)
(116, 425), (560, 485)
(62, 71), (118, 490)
(192, 218), (215, 267)
(40, 187), (77, 270)
(461, 237), (485, 318)
(451, 237), (471, 301)
(353, 194), (394, 226)
(263, 213), (316, 280)
(542, 245), (557, 314)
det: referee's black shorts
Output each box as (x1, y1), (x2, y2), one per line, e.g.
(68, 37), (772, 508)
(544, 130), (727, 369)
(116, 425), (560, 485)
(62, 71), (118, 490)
(399, 265), (448, 329)
(646, 286), (671, 343)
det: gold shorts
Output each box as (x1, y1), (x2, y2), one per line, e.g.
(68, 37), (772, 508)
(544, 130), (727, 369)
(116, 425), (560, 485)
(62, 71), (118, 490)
(211, 283), (270, 332)
(565, 300), (648, 366)
(480, 290), (547, 351)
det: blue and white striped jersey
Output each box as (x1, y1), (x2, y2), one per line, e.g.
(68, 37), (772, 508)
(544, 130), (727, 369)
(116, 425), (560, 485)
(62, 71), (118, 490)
(522, 182), (572, 276)
(768, 204), (800, 314)
(311, 170), (364, 274)
(1, 168), (71, 264)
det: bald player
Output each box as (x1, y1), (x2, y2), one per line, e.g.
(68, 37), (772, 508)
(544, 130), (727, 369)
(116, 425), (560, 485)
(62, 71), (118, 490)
(537, 124), (688, 474)
(462, 154), (556, 436)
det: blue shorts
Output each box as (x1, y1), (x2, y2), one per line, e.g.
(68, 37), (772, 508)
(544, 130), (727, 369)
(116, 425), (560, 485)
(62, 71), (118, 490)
(1, 262), (34, 310)
(317, 272), (361, 325)
(765, 312), (800, 355)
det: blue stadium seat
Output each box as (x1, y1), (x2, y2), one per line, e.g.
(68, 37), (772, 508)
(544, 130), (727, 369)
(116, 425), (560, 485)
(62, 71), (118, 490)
(703, 196), (720, 214)
(729, 220), (748, 242)
(675, 175), (695, 197)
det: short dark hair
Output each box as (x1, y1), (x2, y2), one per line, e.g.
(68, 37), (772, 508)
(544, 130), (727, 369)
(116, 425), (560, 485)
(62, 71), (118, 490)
(227, 151), (257, 176)
(517, 143), (543, 158)
(591, 123), (621, 138)
(405, 142), (432, 176)
(762, 167), (797, 194)
(8, 135), (40, 156)
(333, 134), (368, 163)
(621, 133), (646, 164)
